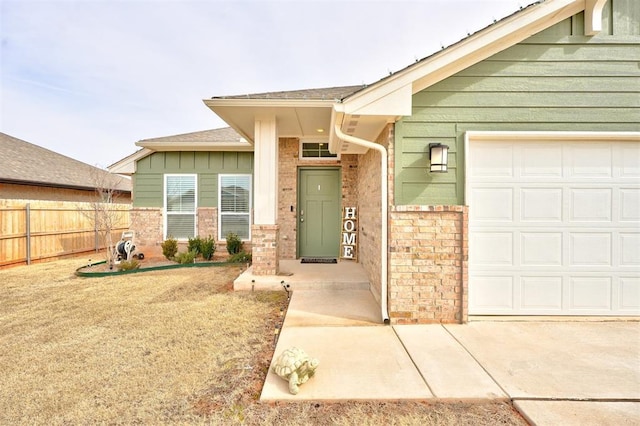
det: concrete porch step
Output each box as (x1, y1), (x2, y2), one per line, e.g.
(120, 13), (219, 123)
(233, 259), (371, 292)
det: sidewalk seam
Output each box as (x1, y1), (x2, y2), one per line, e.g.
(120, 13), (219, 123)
(391, 325), (437, 398)
(441, 324), (511, 398)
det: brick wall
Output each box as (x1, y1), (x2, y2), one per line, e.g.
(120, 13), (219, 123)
(131, 206), (235, 257)
(251, 224), (279, 275)
(388, 205), (468, 324)
(277, 138), (357, 259)
(197, 207), (217, 240)
(356, 125), (393, 304)
(130, 207), (163, 248)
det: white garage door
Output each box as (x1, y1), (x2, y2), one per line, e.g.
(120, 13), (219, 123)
(467, 135), (640, 316)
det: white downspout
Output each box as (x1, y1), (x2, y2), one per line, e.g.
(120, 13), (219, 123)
(334, 124), (390, 324)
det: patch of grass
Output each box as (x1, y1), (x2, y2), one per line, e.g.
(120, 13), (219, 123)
(0, 258), (527, 425)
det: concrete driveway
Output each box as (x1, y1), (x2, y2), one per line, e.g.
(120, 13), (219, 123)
(262, 290), (640, 425)
(443, 321), (640, 425)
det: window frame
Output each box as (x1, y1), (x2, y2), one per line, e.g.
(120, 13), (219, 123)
(163, 173), (197, 241)
(218, 173), (252, 241)
(299, 139), (340, 161)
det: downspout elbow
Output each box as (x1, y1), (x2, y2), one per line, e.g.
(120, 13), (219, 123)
(334, 125), (390, 324)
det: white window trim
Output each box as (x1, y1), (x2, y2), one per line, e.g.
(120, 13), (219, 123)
(218, 174), (252, 241)
(163, 173), (197, 240)
(299, 138), (340, 161)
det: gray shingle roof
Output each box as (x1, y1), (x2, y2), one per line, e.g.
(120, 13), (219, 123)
(211, 85), (366, 101)
(0, 132), (131, 192)
(137, 127), (245, 144)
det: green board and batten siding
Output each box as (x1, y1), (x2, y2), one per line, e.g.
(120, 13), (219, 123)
(394, 3), (640, 206)
(132, 151), (253, 208)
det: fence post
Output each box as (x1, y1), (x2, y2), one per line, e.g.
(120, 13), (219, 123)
(26, 203), (31, 265)
(94, 208), (99, 252)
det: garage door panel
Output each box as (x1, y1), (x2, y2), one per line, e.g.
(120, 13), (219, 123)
(620, 188), (640, 221)
(620, 145), (640, 177)
(521, 145), (563, 177)
(469, 143), (513, 178)
(570, 233), (612, 266)
(570, 188), (612, 222)
(471, 232), (513, 265)
(521, 232), (563, 266)
(570, 277), (612, 311)
(567, 143), (613, 178)
(469, 276), (514, 311)
(470, 188), (513, 221)
(521, 188), (563, 222)
(619, 277), (640, 311)
(521, 277), (563, 310)
(469, 137), (639, 316)
(620, 233), (640, 266)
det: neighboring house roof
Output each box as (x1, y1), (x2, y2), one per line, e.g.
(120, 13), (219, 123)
(137, 127), (246, 144)
(1, 132), (131, 193)
(108, 127), (252, 175)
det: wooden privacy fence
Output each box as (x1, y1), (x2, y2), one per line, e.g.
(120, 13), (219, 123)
(0, 200), (130, 267)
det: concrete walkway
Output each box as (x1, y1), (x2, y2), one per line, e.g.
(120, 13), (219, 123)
(261, 288), (640, 425)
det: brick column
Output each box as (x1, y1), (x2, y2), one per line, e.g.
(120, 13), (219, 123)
(388, 205), (469, 324)
(251, 224), (279, 275)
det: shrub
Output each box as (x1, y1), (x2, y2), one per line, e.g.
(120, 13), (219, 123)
(226, 232), (243, 255)
(228, 251), (252, 264)
(200, 235), (216, 261)
(118, 258), (140, 271)
(187, 236), (202, 256)
(161, 237), (178, 260)
(175, 250), (197, 264)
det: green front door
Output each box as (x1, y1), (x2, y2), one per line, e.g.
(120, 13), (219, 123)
(298, 168), (341, 258)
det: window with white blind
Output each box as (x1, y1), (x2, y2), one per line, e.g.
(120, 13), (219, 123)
(164, 174), (196, 240)
(218, 174), (251, 240)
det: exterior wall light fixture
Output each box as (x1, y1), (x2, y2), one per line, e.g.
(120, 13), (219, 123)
(429, 143), (449, 173)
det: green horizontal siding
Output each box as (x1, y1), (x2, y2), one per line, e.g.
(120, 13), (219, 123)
(395, 2), (640, 206)
(133, 151), (253, 208)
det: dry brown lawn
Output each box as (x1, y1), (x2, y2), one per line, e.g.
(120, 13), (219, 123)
(0, 257), (527, 425)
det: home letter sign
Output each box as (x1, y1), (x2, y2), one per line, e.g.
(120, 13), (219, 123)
(340, 207), (357, 260)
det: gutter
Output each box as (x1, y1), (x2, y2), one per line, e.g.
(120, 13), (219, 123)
(333, 122), (390, 324)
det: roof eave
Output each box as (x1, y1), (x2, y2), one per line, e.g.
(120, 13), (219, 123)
(136, 141), (254, 152)
(0, 177), (131, 194)
(204, 98), (339, 108)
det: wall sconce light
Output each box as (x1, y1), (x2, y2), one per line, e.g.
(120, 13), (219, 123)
(429, 143), (449, 173)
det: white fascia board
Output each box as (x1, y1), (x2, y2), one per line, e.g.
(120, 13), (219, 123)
(136, 141), (254, 152)
(343, 0), (584, 115)
(342, 84), (412, 116)
(204, 98), (337, 109)
(108, 148), (153, 175)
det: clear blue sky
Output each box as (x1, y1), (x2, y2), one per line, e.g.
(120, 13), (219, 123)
(1, 0), (536, 168)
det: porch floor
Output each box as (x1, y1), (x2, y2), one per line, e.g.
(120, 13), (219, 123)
(233, 259), (370, 291)
(234, 259), (383, 326)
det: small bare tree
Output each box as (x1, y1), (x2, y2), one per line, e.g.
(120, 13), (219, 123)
(80, 167), (131, 267)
